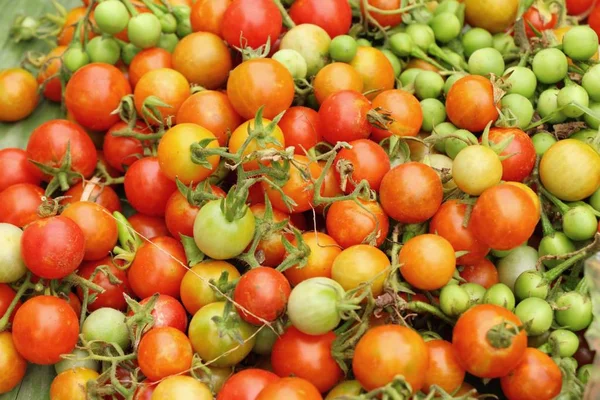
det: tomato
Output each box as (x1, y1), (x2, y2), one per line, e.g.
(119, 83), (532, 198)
(460, 258), (499, 289)
(469, 184), (539, 251)
(217, 369), (279, 400)
(590, 6), (600, 37)
(37, 46), (67, 102)
(446, 75), (499, 132)
(176, 90), (242, 147)
(370, 89), (423, 141)
(0, 332), (27, 394)
(103, 121), (150, 173)
(423, 340), (466, 394)
(289, 0), (351, 38)
(138, 294), (188, 332)
(248, 204), (293, 267)
(58, 7), (97, 45)
(0, 148), (41, 192)
(65, 63), (131, 131)
(326, 199), (389, 249)
(124, 157), (177, 217)
(180, 260), (241, 315)
(523, 6), (558, 38)
(540, 139), (600, 201)
(82, 308), (130, 351)
(63, 181), (122, 214)
(0, 68), (38, 122)
(276, 106), (322, 155)
(191, 0), (232, 35)
(284, 232), (342, 286)
(400, 234), (456, 291)
(262, 155), (322, 213)
(133, 68), (190, 125)
(331, 244), (390, 297)
(134, 383), (156, 400)
(0, 184), (44, 228)
(334, 139), (390, 193)
(362, 0), (403, 28)
(452, 145), (503, 196)
(313, 63), (364, 105)
(0, 284), (21, 323)
(128, 213), (170, 240)
(567, 0), (596, 14)
(234, 267), (291, 325)
(188, 301), (256, 367)
(165, 185), (225, 238)
(152, 376), (212, 400)
(487, 128), (536, 182)
(12, 296), (79, 365)
(227, 58), (294, 120)
(229, 117), (286, 171)
(49, 368), (99, 400)
(319, 90), (372, 143)
(464, 0), (519, 34)
(271, 327), (342, 393)
(349, 47), (395, 99)
(138, 327), (193, 381)
(500, 348), (562, 400)
(222, 0), (282, 50)
(353, 325), (428, 392)
(26, 119), (97, 182)
(77, 257), (131, 311)
(256, 377), (322, 400)
(453, 304), (527, 378)
(506, 182), (540, 217)
(128, 47), (172, 88)
(379, 162), (443, 223)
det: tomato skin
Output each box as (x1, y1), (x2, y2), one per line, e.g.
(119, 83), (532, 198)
(567, 0), (596, 14)
(332, 245), (390, 297)
(152, 376), (212, 399)
(446, 75), (499, 132)
(0, 284), (21, 324)
(487, 128), (536, 182)
(277, 106), (323, 155)
(128, 48), (172, 88)
(399, 234), (456, 291)
(37, 46), (67, 102)
(248, 204), (293, 267)
(319, 90), (372, 144)
(453, 304), (527, 378)
(229, 118), (286, 171)
(349, 47), (395, 99)
(138, 294), (188, 333)
(0, 183), (44, 228)
(176, 90), (242, 147)
(334, 139), (390, 193)
(103, 120), (151, 173)
(12, 296), (79, 365)
(326, 199), (389, 249)
(313, 63), (364, 105)
(49, 368), (100, 400)
(362, 0), (403, 28)
(380, 162), (443, 223)
(180, 261), (241, 315)
(0, 332), (27, 394)
(77, 257), (131, 312)
(590, 6), (600, 37)
(464, 0), (519, 34)
(63, 181), (122, 214)
(500, 348), (562, 400)
(370, 89), (423, 141)
(256, 377), (323, 400)
(284, 232), (342, 286)
(523, 6), (558, 37)
(353, 325), (429, 392)
(469, 184), (539, 251)
(289, 0), (352, 38)
(124, 157), (177, 217)
(58, 7), (97, 46)
(0, 148), (42, 192)
(0, 68), (39, 122)
(191, 0), (232, 35)
(26, 119), (98, 182)
(138, 327), (193, 381)
(234, 267), (291, 325)
(423, 340), (466, 394)
(460, 258), (499, 289)
(133, 68), (190, 125)
(227, 58), (295, 120)
(65, 63), (132, 131)
(222, 0), (283, 49)
(165, 185), (225, 238)
(128, 213), (170, 240)
(217, 369), (280, 400)
(429, 200), (490, 265)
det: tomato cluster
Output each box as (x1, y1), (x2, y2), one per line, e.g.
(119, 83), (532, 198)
(1, 0), (600, 399)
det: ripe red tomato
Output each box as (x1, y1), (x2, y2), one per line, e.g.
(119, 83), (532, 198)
(0, 148), (41, 192)
(566, 0), (596, 14)
(248, 204), (294, 267)
(0, 183), (44, 227)
(399, 234), (457, 290)
(217, 369), (280, 400)
(362, 0), (403, 28)
(124, 157), (177, 217)
(0, 331), (27, 394)
(486, 128), (536, 182)
(191, 0), (232, 36)
(77, 257), (131, 312)
(12, 296), (79, 365)
(277, 106), (323, 155)
(446, 75), (499, 132)
(63, 181), (122, 214)
(423, 339), (466, 394)
(234, 267), (291, 325)
(319, 90), (372, 143)
(271, 327), (343, 393)
(370, 89), (423, 141)
(128, 213), (170, 241)
(137, 327), (193, 381)
(26, 119), (97, 182)
(289, 0), (352, 38)
(379, 162), (443, 223)
(128, 48), (173, 88)
(460, 258), (499, 289)
(500, 348), (562, 400)
(21, 216), (85, 279)
(0, 284), (21, 324)
(353, 325), (429, 392)
(165, 185), (225, 238)
(453, 304), (527, 378)
(222, 0), (282, 49)
(429, 200), (490, 265)
(523, 6), (558, 37)
(256, 377), (322, 400)
(335, 139), (391, 193)
(326, 199), (389, 248)
(128, 236), (187, 299)
(103, 121), (152, 173)
(65, 63), (132, 131)
(138, 294), (188, 333)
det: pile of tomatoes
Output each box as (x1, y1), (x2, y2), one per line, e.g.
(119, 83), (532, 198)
(2, 0), (600, 399)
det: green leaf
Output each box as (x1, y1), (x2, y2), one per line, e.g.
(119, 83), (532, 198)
(180, 234), (205, 266)
(0, 364), (56, 400)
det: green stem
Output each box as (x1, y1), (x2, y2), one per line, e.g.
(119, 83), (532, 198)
(539, 195), (556, 236)
(0, 273), (32, 332)
(272, 0), (296, 29)
(540, 187), (571, 215)
(544, 252), (588, 282)
(405, 301), (455, 325)
(120, 0), (139, 16)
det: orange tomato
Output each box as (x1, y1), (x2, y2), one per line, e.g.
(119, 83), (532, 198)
(0, 68), (38, 122)
(349, 47), (395, 99)
(284, 232), (342, 286)
(128, 48), (173, 88)
(399, 234), (456, 290)
(133, 68), (190, 125)
(313, 62), (364, 104)
(37, 46), (67, 102)
(228, 117), (286, 171)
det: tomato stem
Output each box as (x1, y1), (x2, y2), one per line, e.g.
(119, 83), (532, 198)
(0, 273), (32, 332)
(486, 320), (522, 349)
(404, 301), (455, 325)
(120, 0), (140, 17)
(544, 251), (590, 282)
(539, 194), (557, 236)
(540, 186), (572, 215)
(272, 0), (296, 29)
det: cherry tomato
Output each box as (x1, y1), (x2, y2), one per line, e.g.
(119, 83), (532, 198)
(500, 348), (562, 400)
(234, 267), (291, 325)
(128, 47), (172, 88)
(284, 232), (342, 286)
(77, 257), (131, 311)
(248, 204), (293, 267)
(256, 377), (322, 400)
(349, 47), (395, 99)
(37, 46), (67, 102)
(326, 199), (389, 249)
(138, 327), (193, 381)
(63, 181), (122, 214)
(165, 185), (225, 238)
(217, 369), (280, 400)
(487, 128), (536, 182)
(221, 0), (282, 49)
(124, 157), (177, 217)
(138, 294), (188, 333)
(103, 120), (151, 173)
(523, 6), (558, 37)
(319, 90), (372, 143)
(334, 139), (390, 193)
(464, 0), (519, 34)
(133, 68), (190, 125)
(0, 68), (39, 122)
(446, 75), (499, 132)
(362, 0), (403, 28)
(590, 6), (600, 37)
(191, 0), (232, 36)
(331, 244), (390, 297)
(229, 117), (286, 171)
(128, 213), (170, 240)
(289, 0), (352, 38)
(173, 32), (231, 89)
(0, 148), (41, 192)
(0, 183), (44, 228)
(400, 234), (456, 290)
(567, 0), (596, 14)
(0, 332), (27, 394)
(370, 89), (423, 141)
(460, 258), (499, 289)
(313, 63), (364, 105)
(49, 368), (100, 400)
(276, 106), (322, 156)
(58, 6), (97, 46)
(152, 376), (212, 399)
(423, 339), (466, 394)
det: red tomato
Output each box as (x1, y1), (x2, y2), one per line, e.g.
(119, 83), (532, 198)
(103, 121), (151, 173)
(128, 213), (170, 241)
(500, 348), (562, 400)
(128, 48), (172, 88)
(379, 162), (443, 223)
(248, 204), (294, 267)
(460, 258), (499, 289)
(453, 304), (527, 378)
(0, 148), (41, 192)
(65, 63), (132, 131)
(277, 106), (323, 155)
(486, 128), (536, 182)
(362, 0), (403, 28)
(334, 139), (390, 193)
(370, 89), (423, 141)
(191, 0), (232, 36)
(399, 234), (456, 291)
(423, 340), (466, 394)
(77, 257), (131, 312)
(63, 181), (122, 214)
(256, 377), (322, 400)
(0, 284), (21, 324)
(218, 369), (280, 400)
(0, 183), (44, 228)
(446, 75), (499, 132)
(124, 157), (177, 217)
(222, 0), (282, 49)
(234, 267), (291, 325)
(567, 0), (596, 14)
(21, 216), (85, 279)
(12, 296), (79, 365)
(319, 90), (372, 144)
(137, 327), (193, 381)
(138, 294), (188, 333)
(289, 0), (352, 38)
(325, 199), (389, 248)
(429, 200), (490, 265)
(523, 6), (558, 37)
(165, 185), (226, 238)
(271, 327), (343, 393)
(128, 236), (187, 299)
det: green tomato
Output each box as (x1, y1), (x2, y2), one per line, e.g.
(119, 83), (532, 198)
(157, 33), (179, 53)
(548, 329), (580, 358)
(272, 49), (308, 80)
(173, 5), (192, 38)
(94, 0), (130, 35)
(443, 72), (468, 96)
(501, 93), (534, 129)
(55, 348), (100, 375)
(497, 246), (540, 292)
(63, 46), (90, 72)
(582, 64), (600, 102)
(356, 38), (372, 47)
(514, 297), (553, 336)
(578, 364), (593, 384)
(414, 70), (444, 99)
(188, 302), (256, 367)
(462, 282), (486, 305)
(406, 23), (435, 50)
(492, 33), (516, 55)
(563, 25), (599, 61)
(420, 98), (447, 132)
(430, 12), (462, 43)
(504, 66), (537, 99)
(82, 308), (131, 351)
(514, 271), (549, 301)
(0, 223), (26, 283)
(389, 32), (414, 57)
(468, 47), (505, 77)
(532, 48), (568, 84)
(380, 49), (402, 77)
(121, 43), (141, 65)
(445, 129), (477, 159)
(482, 283), (515, 311)
(252, 326), (278, 355)
(590, 187), (600, 211)
(128, 13), (162, 49)
(329, 35), (358, 63)
(557, 84), (590, 118)
(538, 232), (576, 269)
(279, 24), (331, 76)
(432, 121), (458, 152)
(562, 206), (598, 241)
(399, 68), (423, 87)
(532, 132), (557, 156)
(439, 284), (470, 317)
(434, 0), (464, 25)
(160, 13), (178, 34)
(462, 28), (493, 58)
(537, 88), (567, 124)
(554, 292), (593, 332)
(584, 102), (600, 129)
(193, 200), (255, 260)
(86, 36), (121, 65)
